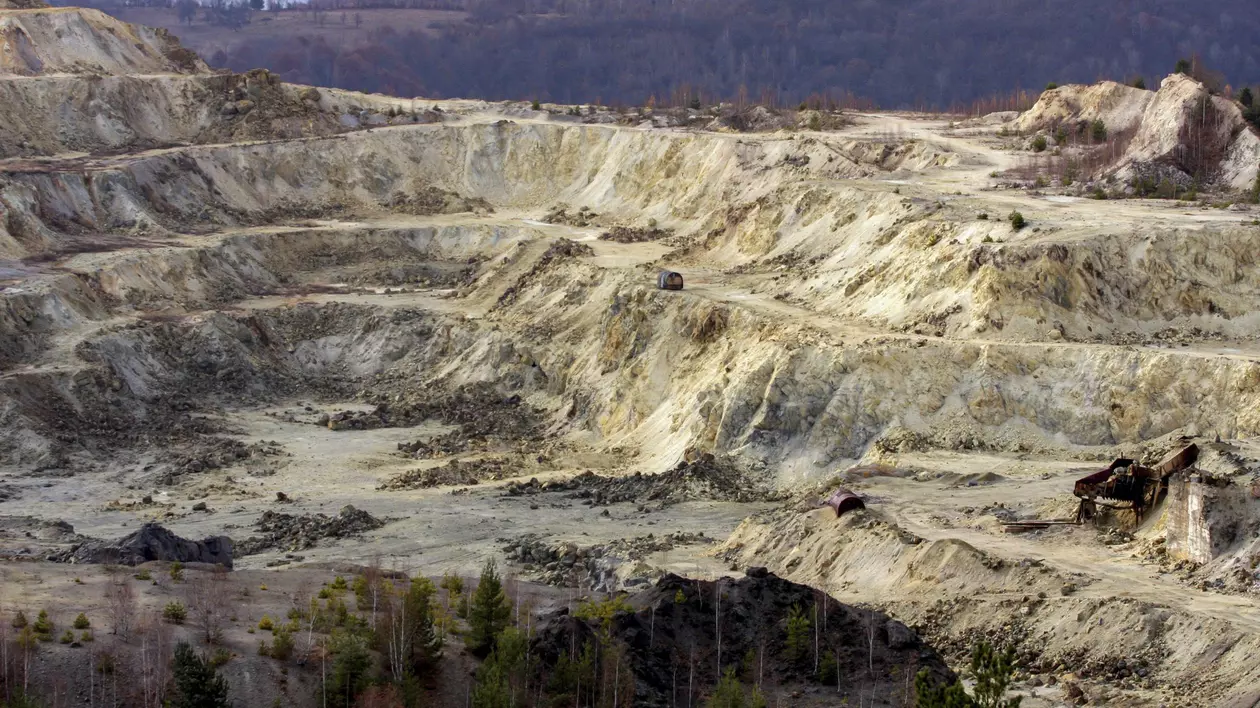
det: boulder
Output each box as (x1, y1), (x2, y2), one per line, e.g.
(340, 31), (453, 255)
(68, 523), (233, 568)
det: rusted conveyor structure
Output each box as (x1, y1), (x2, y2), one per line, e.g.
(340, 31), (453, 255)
(1074, 443), (1198, 523)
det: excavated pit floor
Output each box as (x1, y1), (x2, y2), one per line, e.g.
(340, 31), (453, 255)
(4, 88), (1260, 706)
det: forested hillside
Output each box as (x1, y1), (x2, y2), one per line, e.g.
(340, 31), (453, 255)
(105, 0), (1260, 109)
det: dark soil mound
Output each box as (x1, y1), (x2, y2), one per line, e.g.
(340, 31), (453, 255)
(529, 570), (954, 707)
(65, 523), (233, 568)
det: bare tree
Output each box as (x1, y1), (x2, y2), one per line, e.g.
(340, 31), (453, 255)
(106, 576), (137, 640)
(136, 609), (174, 708)
(185, 565), (231, 645)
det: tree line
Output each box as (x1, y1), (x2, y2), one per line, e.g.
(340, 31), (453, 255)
(202, 0), (1260, 109)
(1, 559), (1024, 708)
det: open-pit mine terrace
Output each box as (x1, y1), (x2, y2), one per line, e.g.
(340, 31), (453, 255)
(6, 6), (1260, 705)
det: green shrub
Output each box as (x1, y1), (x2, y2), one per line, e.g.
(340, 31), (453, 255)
(80, 631), (94, 643)
(270, 629), (295, 661)
(33, 610), (53, 634)
(1132, 76), (1147, 89)
(1053, 125), (1068, 146)
(818, 649), (839, 685)
(1175, 58), (1192, 75)
(209, 648), (233, 669)
(1044, 82), (1058, 91)
(11, 611), (27, 629)
(134, 568), (152, 581)
(331, 576), (348, 591)
(60, 630), (75, 644)
(73, 613), (90, 630)
(1031, 135), (1047, 152)
(258, 616), (274, 631)
(258, 641), (271, 657)
(531, 99), (540, 110)
(1008, 211), (1027, 230)
(163, 602), (188, 624)
(977, 212), (988, 221)
(169, 562), (184, 583)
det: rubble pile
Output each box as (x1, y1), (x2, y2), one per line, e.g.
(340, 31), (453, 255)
(502, 531), (713, 589)
(234, 505), (388, 555)
(504, 453), (782, 508)
(166, 438), (284, 476)
(598, 225), (672, 243)
(382, 186), (493, 216)
(319, 383), (543, 440)
(378, 457), (515, 490)
(541, 204), (600, 227)
(393, 387), (546, 457)
(496, 238), (595, 307)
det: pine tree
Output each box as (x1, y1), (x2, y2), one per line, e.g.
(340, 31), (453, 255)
(969, 641), (1021, 708)
(471, 658), (510, 708)
(1241, 87), (1254, 108)
(405, 577), (443, 671)
(707, 667), (747, 708)
(466, 559), (512, 657)
(784, 604), (810, 665)
(330, 631), (372, 705)
(171, 642), (231, 708)
(915, 669), (973, 708)
(914, 640), (1021, 708)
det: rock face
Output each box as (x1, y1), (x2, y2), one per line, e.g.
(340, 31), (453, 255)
(528, 571), (954, 707)
(1012, 74), (1260, 190)
(68, 523), (233, 568)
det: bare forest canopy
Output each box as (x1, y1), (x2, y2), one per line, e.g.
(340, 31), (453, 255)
(63, 0), (1260, 112)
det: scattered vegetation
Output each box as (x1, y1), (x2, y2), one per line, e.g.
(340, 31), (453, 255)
(73, 613), (90, 630)
(1008, 211), (1027, 230)
(164, 602), (189, 624)
(1030, 135), (1047, 152)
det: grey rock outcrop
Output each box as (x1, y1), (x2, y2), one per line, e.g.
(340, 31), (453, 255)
(67, 523), (233, 568)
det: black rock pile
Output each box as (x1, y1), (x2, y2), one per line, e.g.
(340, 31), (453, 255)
(235, 505), (388, 555)
(61, 522), (233, 568)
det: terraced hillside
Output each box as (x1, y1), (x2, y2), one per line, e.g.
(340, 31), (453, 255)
(4, 4), (1260, 707)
